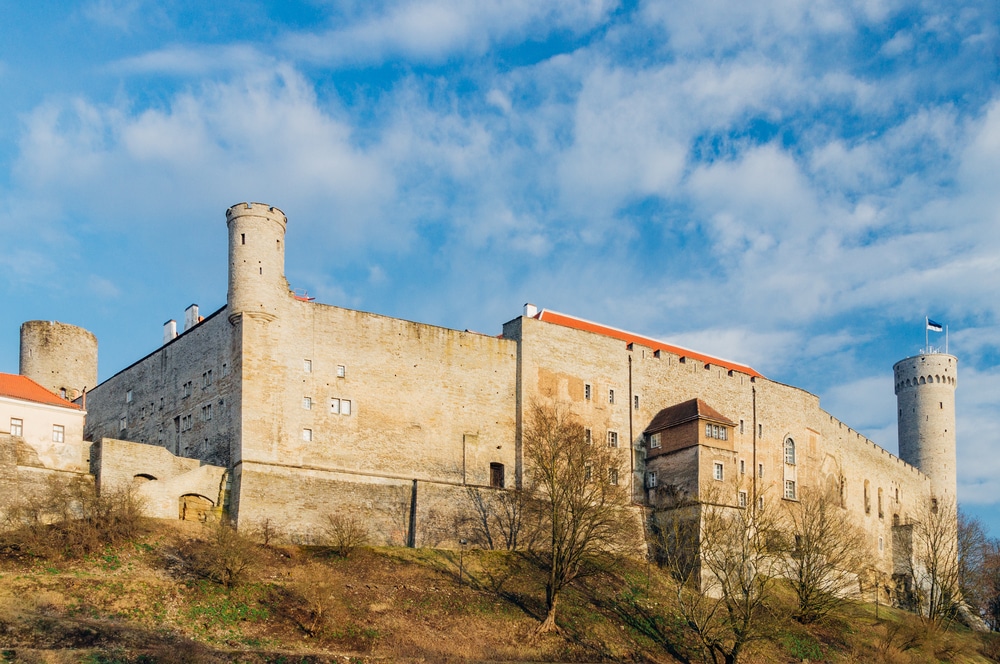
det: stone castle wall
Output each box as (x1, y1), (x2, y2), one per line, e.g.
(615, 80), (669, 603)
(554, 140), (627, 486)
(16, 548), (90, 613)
(84, 307), (239, 467)
(503, 314), (936, 577)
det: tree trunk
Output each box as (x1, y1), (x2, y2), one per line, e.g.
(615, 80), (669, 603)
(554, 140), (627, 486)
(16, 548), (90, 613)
(535, 594), (559, 635)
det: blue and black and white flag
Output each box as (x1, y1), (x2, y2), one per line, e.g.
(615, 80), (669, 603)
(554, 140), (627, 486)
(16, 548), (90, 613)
(927, 318), (944, 332)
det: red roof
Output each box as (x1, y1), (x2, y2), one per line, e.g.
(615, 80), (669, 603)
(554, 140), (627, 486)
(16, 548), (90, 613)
(534, 309), (762, 378)
(0, 373), (83, 410)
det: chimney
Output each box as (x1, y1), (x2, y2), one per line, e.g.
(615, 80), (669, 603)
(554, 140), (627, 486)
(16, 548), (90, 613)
(523, 303), (538, 318)
(184, 304), (200, 332)
(164, 319), (177, 344)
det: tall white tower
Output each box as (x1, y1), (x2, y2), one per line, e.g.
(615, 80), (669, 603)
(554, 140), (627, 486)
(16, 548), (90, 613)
(894, 352), (958, 501)
(226, 202), (289, 324)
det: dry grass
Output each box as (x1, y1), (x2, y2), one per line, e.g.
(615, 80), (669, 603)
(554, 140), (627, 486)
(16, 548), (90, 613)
(0, 519), (996, 663)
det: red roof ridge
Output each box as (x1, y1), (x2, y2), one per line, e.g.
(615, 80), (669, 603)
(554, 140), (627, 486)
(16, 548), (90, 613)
(534, 309), (762, 378)
(0, 373), (83, 410)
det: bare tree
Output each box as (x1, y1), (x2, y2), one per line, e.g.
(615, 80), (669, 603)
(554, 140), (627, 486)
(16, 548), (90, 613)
(523, 401), (635, 634)
(659, 483), (780, 664)
(958, 510), (989, 624)
(780, 488), (867, 623)
(910, 495), (960, 625)
(466, 485), (532, 551)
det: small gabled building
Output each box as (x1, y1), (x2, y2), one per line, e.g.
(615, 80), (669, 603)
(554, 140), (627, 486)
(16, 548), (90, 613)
(0, 372), (90, 509)
(643, 398), (736, 508)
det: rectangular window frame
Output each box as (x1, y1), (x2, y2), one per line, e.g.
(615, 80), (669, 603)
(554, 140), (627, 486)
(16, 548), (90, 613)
(10, 418), (23, 437)
(785, 480), (797, 500)
(53, 424), (65, 442)
(607, 430), (618, 448)
(713, 462), (724, 481)
(649, 432), (661, 449)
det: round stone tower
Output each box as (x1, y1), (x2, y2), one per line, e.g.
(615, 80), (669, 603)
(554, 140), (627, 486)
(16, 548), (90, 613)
(19, 320), (98, 401)
(226, 202), (289, 323)
(894, 352), (958, 500)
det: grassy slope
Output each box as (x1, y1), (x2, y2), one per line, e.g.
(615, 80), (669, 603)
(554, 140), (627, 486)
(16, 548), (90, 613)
(0, 520), (997, 663)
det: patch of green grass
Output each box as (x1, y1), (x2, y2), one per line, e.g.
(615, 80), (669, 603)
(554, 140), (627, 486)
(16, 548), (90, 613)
(781, 632), (824, 660)
(184, 581), (270, 630)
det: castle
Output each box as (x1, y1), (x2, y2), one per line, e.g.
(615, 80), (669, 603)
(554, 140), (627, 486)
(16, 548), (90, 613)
(3, 202), (957, 603)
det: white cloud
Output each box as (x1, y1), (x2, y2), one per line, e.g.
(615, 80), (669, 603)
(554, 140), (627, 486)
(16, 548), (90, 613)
(284, 0), (617, 65)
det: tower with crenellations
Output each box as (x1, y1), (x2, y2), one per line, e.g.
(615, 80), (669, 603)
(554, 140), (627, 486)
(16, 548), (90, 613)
(893, 352), (958, 502)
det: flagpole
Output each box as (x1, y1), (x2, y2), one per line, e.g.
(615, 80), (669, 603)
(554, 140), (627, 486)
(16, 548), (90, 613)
(946, 326), (949, 354)
(925, 317), (929, 353)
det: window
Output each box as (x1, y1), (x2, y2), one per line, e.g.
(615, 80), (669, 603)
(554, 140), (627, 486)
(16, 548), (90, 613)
(785, 480), (796, 500)
(607, 430), (618, 447)
(584, 383), (592, 400)
(490, 462), (505, 488)
(713, 462), (724, 481)
(119, 417), (126, 431)
(784, 438), (796, 465)
(609, 389), (615, 404)
(159, 397), (164, 411)
(302, 397), (312, 410)
(50, 424), (65, 442)
(758, 496), (764, 510)
(758, 463), (764, 478)
(878, 536), (884, 552)
(202, 370), (213, 387)
(337, 365), (346, 378)
(182, 381), (192, 398)
(181, 414), (193, 431)
(740, 419), (744, 434)
(10, 418), (22, 437)
(739, 459), (745, 475)
(330, 398), (340, 414)
(864, 480), (871, 514)
(302, 428), (313, 441)
(202, 404), (212, 421)
(738, 491), (748, 507)
(585, 428), (592, 444)
(705, 424), (729, 441)
(303, 359), (312, 373)
(608, 468), (619, 485)
(342, 400), (352, 416)
(584, 464), (592, 481)
(758, 423), (762, 437)
(649, 432), (661, 449)
(126, 389), (133, 403)
(647, 471), (657, 488)
(60, 388), (67, 399)
(222, 363), (229, 377)
(634, 394), (639, 410)
(878, 487), (884, 518)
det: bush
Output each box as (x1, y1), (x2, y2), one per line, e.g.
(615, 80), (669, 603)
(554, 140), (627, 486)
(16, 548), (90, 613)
(0, 477), (146, 559)
(184, 518), (257, 589)
(324, 513), (368, 558)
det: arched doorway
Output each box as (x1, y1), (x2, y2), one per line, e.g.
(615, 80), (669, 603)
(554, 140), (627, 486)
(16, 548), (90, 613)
(178, 494), (214, 522)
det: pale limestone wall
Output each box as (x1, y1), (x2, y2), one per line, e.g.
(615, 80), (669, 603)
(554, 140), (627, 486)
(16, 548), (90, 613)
(84, 307), (239, 467)
(20, 321), (98, 401)
(231, 292), (518, 527)
(0, 397), (88, 473)
(503, 314), (937, 579)
(235, 461), (487, 547)
(0, 433), (93, 522)
(93, 438), (227, 519)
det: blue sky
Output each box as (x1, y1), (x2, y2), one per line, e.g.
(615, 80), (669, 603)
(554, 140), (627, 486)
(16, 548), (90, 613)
(2, 0), (998, 534)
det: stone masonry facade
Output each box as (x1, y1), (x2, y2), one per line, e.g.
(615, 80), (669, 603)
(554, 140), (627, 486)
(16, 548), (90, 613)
(15, 202), (955, 603)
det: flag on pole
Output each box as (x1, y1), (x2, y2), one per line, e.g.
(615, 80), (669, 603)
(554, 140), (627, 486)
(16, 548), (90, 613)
(927, 318), (943, 332)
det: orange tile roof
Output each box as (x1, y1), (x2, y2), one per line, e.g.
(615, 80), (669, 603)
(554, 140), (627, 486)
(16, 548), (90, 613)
(534, 309), (762, 378)
(0, 373), (83, 410)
